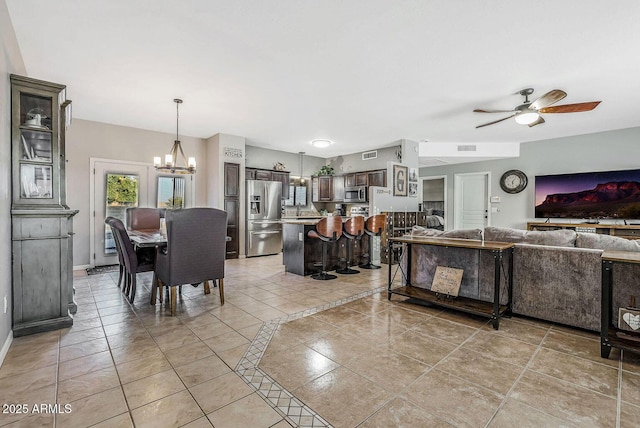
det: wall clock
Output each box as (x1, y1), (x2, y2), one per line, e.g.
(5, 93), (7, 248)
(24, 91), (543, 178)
(500, 169), (528, 194)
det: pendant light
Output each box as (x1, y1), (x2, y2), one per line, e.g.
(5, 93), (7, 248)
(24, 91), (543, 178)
(154, 99), (196, 174)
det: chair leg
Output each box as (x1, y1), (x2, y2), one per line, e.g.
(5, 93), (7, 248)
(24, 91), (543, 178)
(311, 241), (337, 280)
(129, 274), (137, 304)
(124, 273), (131, 296)
(117, 265), (124, 288)
(359, 236), (381, 269)
(204, 281), (211, 295)
(218, 279), (224, 305)
(150, 275), (158, 305)
(170, 286), (177, 316)
(337, 239), (359, 274)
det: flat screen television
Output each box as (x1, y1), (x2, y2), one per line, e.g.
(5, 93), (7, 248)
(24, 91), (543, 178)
(535, 168), (640, 219)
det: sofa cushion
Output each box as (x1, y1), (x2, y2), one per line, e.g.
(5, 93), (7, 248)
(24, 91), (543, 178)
(484, 226), (576, 247)
(411, 226), (482, 240)
(576, 232), (640, 252)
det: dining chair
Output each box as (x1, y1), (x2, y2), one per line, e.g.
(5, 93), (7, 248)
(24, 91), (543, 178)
(109, 217), (156, 303)
(126, 207), (162, 231)
(154, 208), (227, 315)
(105, 217), (125, 288)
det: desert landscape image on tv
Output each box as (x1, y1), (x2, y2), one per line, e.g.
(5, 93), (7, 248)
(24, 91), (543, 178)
(535, 169), (640, 219)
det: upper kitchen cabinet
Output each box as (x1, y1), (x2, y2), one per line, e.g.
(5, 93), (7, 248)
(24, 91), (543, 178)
(368, 169), (387, 187)
(355, 172), (368, 186)
(245, 167), (290, 199)
(271, 171), (290, 200)
(312, 176), (334, 202)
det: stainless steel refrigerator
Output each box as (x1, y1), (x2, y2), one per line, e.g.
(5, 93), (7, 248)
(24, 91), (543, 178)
(246, 180), (283, 257)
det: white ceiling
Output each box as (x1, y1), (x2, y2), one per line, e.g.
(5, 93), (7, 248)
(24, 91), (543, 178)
(6, 1), (640, 160)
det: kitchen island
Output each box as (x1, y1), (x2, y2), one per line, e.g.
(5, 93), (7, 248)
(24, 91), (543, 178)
(282, 217), (371, 276)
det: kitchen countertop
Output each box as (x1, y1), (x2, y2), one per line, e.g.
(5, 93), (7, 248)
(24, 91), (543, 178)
(281, 216), (365, 225)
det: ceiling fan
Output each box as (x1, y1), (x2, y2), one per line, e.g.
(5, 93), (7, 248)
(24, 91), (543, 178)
(473, 88), (601, 128)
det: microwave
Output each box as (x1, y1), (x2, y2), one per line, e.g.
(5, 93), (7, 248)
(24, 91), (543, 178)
(344, 186), (368, 203)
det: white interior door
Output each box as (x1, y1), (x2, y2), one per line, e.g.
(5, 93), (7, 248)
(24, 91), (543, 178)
(454, 172), (489, 230)
(92, 160), (152, 266)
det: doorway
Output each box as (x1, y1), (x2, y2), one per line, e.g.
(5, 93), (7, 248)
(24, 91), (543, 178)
(422, 175), (447, 229)
(91, 159), (153, 267)
(454, 172), (490, 230)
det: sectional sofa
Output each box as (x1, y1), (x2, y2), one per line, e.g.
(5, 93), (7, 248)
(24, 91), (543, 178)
(407, 226), (640, 331)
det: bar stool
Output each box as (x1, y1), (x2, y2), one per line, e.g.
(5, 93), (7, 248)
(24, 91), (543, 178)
(308, 216), (343, 280)
(336, 216), (365, 275)
(359, 214), (386, 269)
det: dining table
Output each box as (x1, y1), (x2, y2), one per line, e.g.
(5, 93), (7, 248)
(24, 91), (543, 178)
(129, 230), (231, 248)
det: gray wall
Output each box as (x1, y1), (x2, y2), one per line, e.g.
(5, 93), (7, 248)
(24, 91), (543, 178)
(245, 145), (325, 178)
(1, 0), (27, 357)
(423, 178), (445, 201)
(327, 145), (398, 174)
(420, 127), (640, 230)
(66, 119), (207, 266)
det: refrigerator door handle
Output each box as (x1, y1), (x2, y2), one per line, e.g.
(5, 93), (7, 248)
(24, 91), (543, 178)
(264, 183), (268, 218)
(250, 230), (281, 235)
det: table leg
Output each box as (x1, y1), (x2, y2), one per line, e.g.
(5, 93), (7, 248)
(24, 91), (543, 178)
(492, 250), (502, 330)
(601, 260), (613, 358)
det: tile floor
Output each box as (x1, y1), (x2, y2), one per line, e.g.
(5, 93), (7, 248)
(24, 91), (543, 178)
(0, 255), (638, 427)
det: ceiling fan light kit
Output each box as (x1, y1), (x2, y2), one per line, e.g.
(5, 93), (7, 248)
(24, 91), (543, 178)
(474, 88), (601, 129)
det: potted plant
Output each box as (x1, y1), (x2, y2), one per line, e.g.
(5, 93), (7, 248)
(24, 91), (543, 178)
(317, 165), (335, 176)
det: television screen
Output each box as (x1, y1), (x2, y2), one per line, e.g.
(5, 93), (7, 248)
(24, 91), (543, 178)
(535, 169), (640, 219)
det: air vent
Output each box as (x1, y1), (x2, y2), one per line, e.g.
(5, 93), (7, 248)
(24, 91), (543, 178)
(457, 144), (477, 152)
(362, 150), (378, 160)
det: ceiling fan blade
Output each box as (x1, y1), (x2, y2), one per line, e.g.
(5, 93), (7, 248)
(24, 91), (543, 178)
(529, 89), (567, 110)
(473, 109), (517, 113)
(528, 116), (545, 127)
(539, 101), (601, 113)
(475, 114), (516, 128)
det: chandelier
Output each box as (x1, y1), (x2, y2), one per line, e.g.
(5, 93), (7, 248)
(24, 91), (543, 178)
(154, 98), (196, 174)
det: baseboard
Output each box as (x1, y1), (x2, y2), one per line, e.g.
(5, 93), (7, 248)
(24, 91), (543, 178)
(0, 331), (13, 367)
(73, 264), (92, 271)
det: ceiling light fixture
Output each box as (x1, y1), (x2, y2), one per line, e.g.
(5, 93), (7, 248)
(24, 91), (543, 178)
(310, 139), (333, 148)
(514, 110), (540, 125)
(154, 99), (196, 174)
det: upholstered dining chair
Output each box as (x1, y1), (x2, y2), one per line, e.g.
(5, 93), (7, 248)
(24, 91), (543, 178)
(126, 207), (162, 231)
(105, 217), (125, 289)
(154, 208), (227, 315)
(108, 217), (155, 303)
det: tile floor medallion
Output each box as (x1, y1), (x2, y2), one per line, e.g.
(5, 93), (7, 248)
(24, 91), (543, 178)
(1, 254), (639, 427)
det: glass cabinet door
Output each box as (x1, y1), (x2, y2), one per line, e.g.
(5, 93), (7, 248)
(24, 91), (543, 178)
(11, 75), (66, 208)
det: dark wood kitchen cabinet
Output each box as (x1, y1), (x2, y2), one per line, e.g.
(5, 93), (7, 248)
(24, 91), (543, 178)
(245, 168), (289, 199)
(368, 169), (387, 187)
(224, 162), (240, 259)
(355, 172), (368, 186)
(271, 171), (290, 200)
(312, 176), (334, 202)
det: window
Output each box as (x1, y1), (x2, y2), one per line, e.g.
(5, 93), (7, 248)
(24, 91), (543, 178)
(157, 176), (185, 209)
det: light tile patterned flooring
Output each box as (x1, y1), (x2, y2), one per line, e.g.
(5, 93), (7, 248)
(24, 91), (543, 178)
(0, 255), (639, 427)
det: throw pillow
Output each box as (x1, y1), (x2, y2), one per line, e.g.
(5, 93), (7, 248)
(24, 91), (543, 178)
(484, 226), (576, 247)
(576, 232), (640, 252)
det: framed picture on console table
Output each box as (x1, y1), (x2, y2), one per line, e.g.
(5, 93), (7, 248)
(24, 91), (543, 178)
(393, 164), (408, 196)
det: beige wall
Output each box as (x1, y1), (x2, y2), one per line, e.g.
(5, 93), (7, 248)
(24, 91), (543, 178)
(66, 119), (207, 266)
(1, 0), (27, 358)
